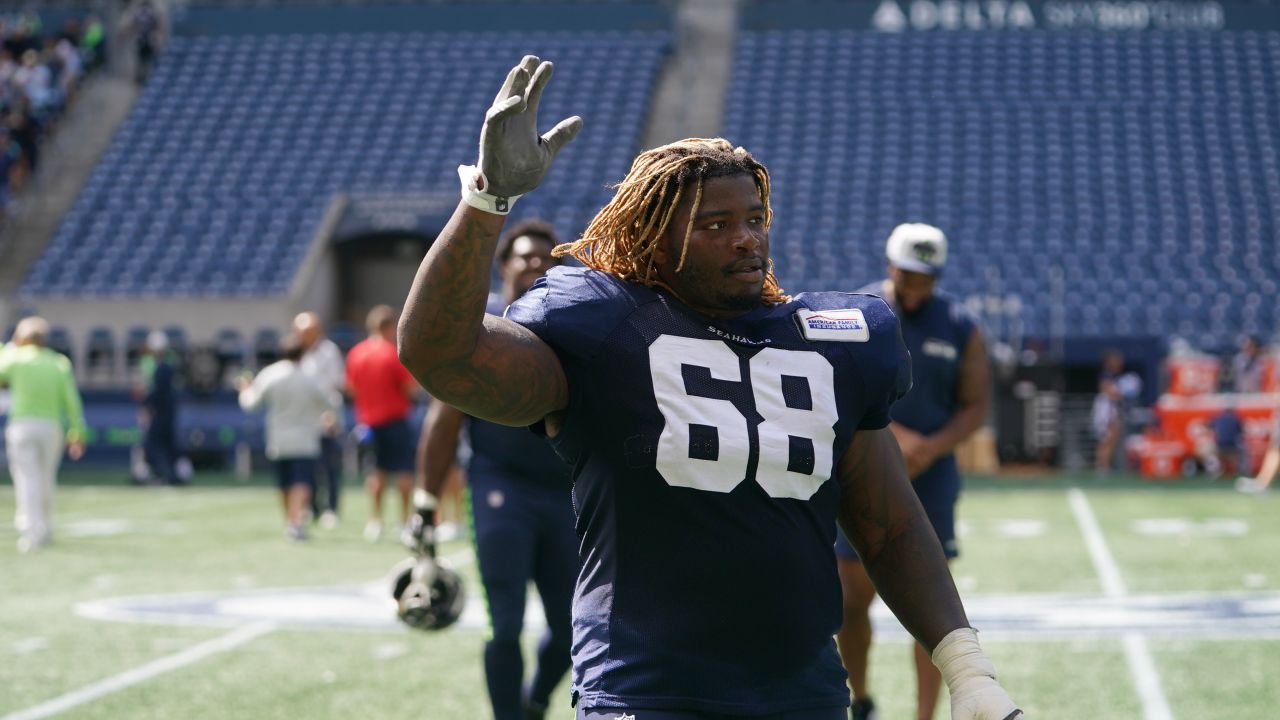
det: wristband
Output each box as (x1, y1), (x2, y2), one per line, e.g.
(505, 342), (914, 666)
(458, 164), (521, 215)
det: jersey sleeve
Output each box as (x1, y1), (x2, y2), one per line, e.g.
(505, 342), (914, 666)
(865, 304), (916, 427)
(504, 267), (641, 455)
(503, 277), (552, 340)
(792, 291), (912, 431)
(848, 295), (912, 430)
(504, 266), (640, 365)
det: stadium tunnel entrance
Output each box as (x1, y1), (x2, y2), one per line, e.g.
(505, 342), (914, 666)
(332, 230), (434, 326)
(324, 192), (457, 328)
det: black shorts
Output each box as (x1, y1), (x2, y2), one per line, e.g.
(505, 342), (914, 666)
(275, 457), (317, 490)
(369, 418), (415, 472)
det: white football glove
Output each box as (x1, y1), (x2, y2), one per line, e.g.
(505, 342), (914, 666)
(933, 627), (1025, 720)
(472, 55), (582, 200)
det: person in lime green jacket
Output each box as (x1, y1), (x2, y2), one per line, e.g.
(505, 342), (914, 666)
(0, 317), (86, 552)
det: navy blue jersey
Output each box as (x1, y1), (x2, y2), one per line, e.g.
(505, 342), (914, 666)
(859, 281), (976, 437)
(506, 266), (910, 714)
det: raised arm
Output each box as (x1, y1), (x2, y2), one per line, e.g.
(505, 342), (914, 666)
(837, 427), (1024, 719)
(397, 56), (581, 426)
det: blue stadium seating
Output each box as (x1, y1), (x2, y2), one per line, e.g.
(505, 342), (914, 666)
(724, 31), (1279, 348)
(20, 31), (668, 299)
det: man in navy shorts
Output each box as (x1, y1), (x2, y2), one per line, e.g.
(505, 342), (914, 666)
(347, 305), (420, 542)
(239, 335), (341, 541)
(837, 224), (992, 720)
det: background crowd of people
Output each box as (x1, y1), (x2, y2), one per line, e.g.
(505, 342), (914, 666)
(0, 11), (106, 213)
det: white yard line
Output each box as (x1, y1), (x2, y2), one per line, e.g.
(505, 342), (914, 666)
(7, 545), (470, 719)
(0, 623), (274, 720)
(1068, 488), (1174, 720)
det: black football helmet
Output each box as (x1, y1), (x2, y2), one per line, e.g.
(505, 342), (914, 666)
(390, 556), (465, 631)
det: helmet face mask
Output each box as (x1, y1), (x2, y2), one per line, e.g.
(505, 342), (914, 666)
(390, 557), (466, 631)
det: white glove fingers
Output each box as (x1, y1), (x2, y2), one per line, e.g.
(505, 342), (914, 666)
(493, 55), (540, 105)
(486, 94), (526, 126)
(541, 115), (583, 155)
(525, 60), (555, 115)
(493, 63), (523, 105)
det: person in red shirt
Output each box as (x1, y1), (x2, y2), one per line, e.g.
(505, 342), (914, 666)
(346, 305), (419, 542)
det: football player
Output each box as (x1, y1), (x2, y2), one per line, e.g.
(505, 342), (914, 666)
(397, 56), (1024, 720)
(836, 224), (993, 720)
(415, 219), (576, 720)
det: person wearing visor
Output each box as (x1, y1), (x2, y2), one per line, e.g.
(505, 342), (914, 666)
(836, 223), (993, 720)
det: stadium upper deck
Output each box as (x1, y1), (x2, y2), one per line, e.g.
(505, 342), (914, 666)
(725, 25), (1279, 348)
(12, 0), (1280, 355)
(19, 30), (668, 299)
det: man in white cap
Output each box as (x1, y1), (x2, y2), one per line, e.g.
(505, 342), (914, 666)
(0, 316), (87, 551)
(835, 224), (992, 720)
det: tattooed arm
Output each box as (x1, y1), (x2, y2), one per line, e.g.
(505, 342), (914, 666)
(397, 55), (580, 427)
(836, 427), (969, 651)
(397, 203), (568, 426)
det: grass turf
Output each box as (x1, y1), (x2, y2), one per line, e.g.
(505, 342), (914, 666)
(1, 469), (1277, 719)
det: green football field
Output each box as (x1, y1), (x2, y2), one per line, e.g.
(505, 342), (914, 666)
(1, 470), (1277, 720)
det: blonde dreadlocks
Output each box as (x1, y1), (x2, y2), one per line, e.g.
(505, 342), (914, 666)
(553, 138), (789, 304)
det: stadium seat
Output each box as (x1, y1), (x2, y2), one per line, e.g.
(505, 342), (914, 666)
(18, 31), (670, 301)
(723, 31), (1280, 348)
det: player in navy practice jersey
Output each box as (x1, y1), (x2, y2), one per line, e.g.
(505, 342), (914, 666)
(396, 56), (1024, 720)
(415, 220), (576, 720)
(835, 224), (993, 720)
